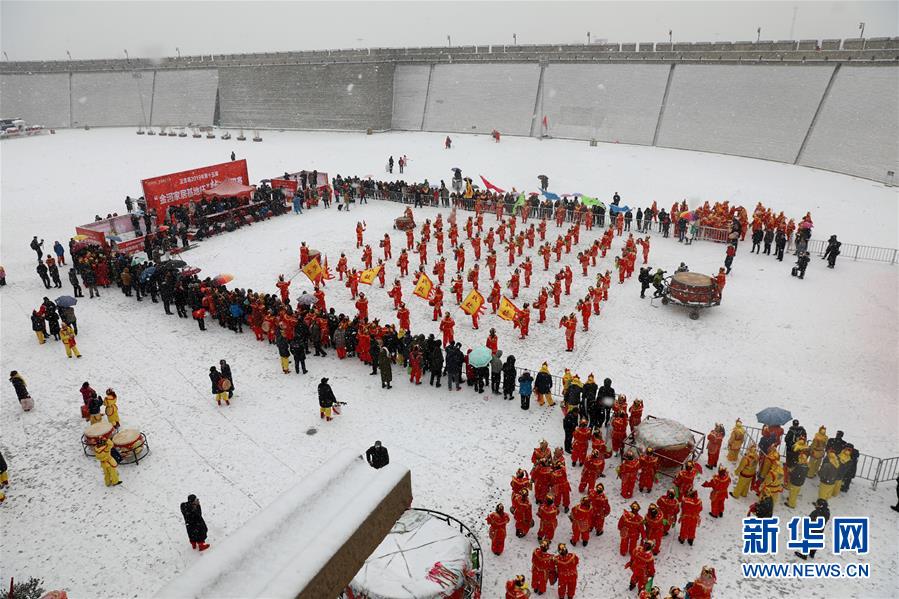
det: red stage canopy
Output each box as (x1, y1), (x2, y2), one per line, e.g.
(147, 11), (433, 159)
(202, 180), (255, 199)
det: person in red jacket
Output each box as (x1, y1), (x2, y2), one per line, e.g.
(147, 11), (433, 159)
(532, 459), (553, 505)
(588, 482), (611, 535)
(618, 501), (644, 556)
(488, 280), (502, 314)
(396, 303), (410, 332)
(417, 239), (428, 267)
(431, 287), (444, 321)
(563, 266), (573, 295)
(643, 503), (665, 556)
(571, 419), (591, 467)
(531, 539), (556, 596)
(439, 312), (454, 346)
(387, 279), (403, 309)
(579, 450), (605, 494)
(638, 448), (660, 494)
(397, 249), (409, 277)
(408, 343), (423, 384)
(487, 504), (511, 555)
(511, 467), (531, 501)
(486, 328), (499, 354)
(380, 233), (392, 259)
(702, 466), (731, 518)
(405, 227), (415, 251)
(521, 257), (533, 287)
(685, 565), (717, 599)
(577, 299), (591, 332)
(508, 269), (521, 299)
(656, 488), (679, 536)
(618, 450), (640, 498)
(560, 314), (577, 351)
(512, 488), (534, 538)
(678, 489), (703, 545)
(532, 440), (551, 465)
(629, 399), (643, 432)
(551, 462), (572, 513)
(276, 275), (291, 303)
(355, 221), (366, 248)
(569, 496), (594, 547)
(705, 424), (725, 469)
(454, 244), (465, 273)
(555, 543), (579, 599)
(537, 496), (559, 541)
(515, 304), (531, 339)
(674, 460), (702, 498)
(432, 256), (447, 285)
(611, 411), (629, 455)
(355, 293), (369, 321)
(450, 275), (464, 304)
(626, 541), (656, 592)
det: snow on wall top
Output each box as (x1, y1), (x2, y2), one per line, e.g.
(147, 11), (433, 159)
(154, 450), (411, 599)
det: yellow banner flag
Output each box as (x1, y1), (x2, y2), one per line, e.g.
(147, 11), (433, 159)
(359, 265), (381, 285)
(302, 257), (323, 283)
(460, 289), (485, 316)
(413, 272), (434, 300)
(497, 296), (520, 321)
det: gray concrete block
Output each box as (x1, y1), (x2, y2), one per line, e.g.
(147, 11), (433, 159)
(0, 73), (70, 128)
(799, 65), (899, 182)
(656, 64), (835, 162)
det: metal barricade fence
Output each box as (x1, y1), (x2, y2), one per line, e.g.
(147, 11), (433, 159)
(739, 424), (896, 489)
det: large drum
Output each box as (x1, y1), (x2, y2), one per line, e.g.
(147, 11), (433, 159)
(112, 428), (149, 464)
(394, 216), (415, 231)
(633, 417), (696, 470)
(81, 422), (115, 456)
(668, 272), (716, 305)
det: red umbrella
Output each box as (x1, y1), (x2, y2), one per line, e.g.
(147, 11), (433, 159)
(213, 273), (234, 286)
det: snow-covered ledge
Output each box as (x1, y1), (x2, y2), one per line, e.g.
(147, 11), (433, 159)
(155, 450), (412, 598)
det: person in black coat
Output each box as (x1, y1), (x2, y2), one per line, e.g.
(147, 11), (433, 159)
(277, 334), (291, 374)
(795, 499), (830, 559)
(763, 229), (775, 255)
(638, 267), (652, 299)
(751, 229), (764, 254)
(784, 420), (807, 467)
(581, 375), (599, 428)
(180, 495), (209, 550)
(219, 359), (234, 398)
(502, 355), (517, 400)
(68, 268), (83, 297)
(563, 407), (580, 453)
(774, 229), (787, 261)
(9, 371), (30, 404)
(840, 443), (859, 492)
(429, 345), (443, 387)
(31, 310), (47, 344)
(823, 235), (841, 268)
(444, 344), (463, 391)
(36, 262), (51, 288)
(289, 336), (307, 374)
(366, 441), (390, 469)
(596, 378), (615, 427)
(318, 377), (337, 420)
(825, 431), (846, 455)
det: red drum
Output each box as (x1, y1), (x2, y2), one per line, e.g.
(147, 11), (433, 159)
(668, 272), (716, 305)
(634, 418), (696, 470)
(395, 217), (415, 231)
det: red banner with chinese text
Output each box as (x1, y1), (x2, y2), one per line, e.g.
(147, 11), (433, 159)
(142, 159), (250, 217)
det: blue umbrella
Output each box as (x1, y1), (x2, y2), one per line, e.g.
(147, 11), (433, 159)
(140, 266), (157, 282)
(542, 191), (560, 200)
(609, 204), (632, 213)
(55, 295), (77, 307)
(756, 407), (792, 426)
(468, 346), (493, 368)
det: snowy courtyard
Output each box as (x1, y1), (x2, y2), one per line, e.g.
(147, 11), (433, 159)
(1, 128), (897, 598)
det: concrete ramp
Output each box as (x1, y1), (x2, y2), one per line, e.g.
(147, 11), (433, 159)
(155, 450), (412, 599)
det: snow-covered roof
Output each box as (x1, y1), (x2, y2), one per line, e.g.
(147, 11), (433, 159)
(154, 450), (411, 599)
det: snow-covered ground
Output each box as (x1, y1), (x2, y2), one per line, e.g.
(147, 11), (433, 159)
(1, 129), (897, 598)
